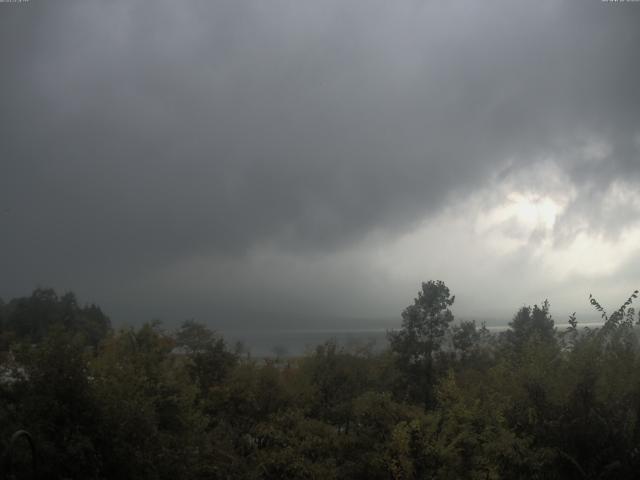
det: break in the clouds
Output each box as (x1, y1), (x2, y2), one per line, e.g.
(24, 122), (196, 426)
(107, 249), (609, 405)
(1, 0), (639, 327)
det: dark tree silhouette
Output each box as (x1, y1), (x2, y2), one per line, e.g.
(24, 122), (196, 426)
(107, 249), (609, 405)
(388, 280), (455, 408)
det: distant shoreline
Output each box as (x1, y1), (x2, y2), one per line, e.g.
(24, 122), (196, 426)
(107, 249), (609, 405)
(221, 321), (608, 357)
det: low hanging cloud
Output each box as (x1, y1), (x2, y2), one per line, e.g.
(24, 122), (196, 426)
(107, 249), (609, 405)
(1, 0), (639, 326)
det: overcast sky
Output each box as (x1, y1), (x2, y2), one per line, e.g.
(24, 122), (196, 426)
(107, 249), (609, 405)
(1, 0), (639, 329)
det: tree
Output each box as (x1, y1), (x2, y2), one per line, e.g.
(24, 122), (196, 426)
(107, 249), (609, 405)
(300, 340), (371, 429)
(11, 327), (101, 478)
(388, 280), (455, 408)
(452, 319), (493, 365)
(503, 300), (556, 352)
(2, 288), (110, 347)
(90, 323), (206, 479)
(174, 320), (238, 396)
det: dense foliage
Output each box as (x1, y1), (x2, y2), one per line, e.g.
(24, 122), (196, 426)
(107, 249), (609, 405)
(2, 283), (640, 479)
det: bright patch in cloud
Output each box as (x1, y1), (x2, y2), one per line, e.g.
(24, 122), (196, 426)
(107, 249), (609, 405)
(476, 192), (566, 253)
(360, 160), (640, 318)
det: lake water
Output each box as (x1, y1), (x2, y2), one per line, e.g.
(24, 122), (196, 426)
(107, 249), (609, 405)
(222, 321), (606, 357)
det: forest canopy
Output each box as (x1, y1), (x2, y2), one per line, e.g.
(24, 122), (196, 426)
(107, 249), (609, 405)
(1, 283), (640, 479)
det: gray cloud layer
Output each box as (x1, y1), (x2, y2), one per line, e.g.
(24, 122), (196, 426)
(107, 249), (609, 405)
(1, 1), (639, 325)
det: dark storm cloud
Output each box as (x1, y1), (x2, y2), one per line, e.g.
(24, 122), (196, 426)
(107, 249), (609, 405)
(1, 0), (639, 320)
